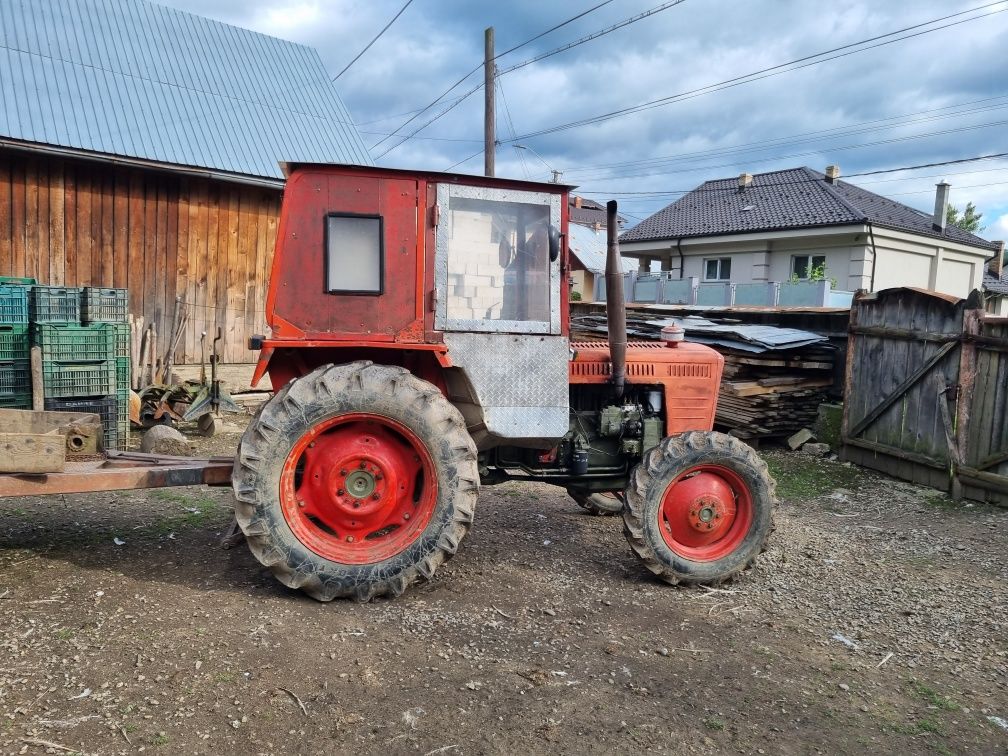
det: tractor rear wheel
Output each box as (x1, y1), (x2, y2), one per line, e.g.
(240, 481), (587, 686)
(232, 361), (479, 601)
(623, 431), (775, 586)
(569, 490), (623, 516)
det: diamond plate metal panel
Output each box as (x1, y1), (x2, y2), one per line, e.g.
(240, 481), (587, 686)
(444, 333), (570, 438)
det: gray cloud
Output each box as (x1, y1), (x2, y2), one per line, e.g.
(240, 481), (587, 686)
(158, 0), (1008, 227)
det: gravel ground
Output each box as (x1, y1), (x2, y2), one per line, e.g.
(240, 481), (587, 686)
(0, 424), (1006, 755)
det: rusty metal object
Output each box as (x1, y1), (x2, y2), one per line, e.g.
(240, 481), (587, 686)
(0, 451), (233, 498)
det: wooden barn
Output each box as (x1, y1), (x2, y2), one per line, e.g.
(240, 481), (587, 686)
(0, 0), (372, 364)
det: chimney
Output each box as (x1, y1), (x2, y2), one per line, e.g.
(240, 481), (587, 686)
(574, 195), (583, 209)
(933, 181), (950, 233)
(992, 241), (1006, 277)
(825, 165), (840, 184)
(738, 173), (753, 191)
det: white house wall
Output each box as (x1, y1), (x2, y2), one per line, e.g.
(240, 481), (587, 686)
(868, 227), (990, 297)
(621, 223), (994, 299)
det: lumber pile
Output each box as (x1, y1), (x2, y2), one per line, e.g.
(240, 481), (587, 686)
(716, 348), (835, 442)
(571, 312), (836, 443)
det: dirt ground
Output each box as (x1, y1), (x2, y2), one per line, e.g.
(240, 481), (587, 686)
(1, 421), (1006, 755)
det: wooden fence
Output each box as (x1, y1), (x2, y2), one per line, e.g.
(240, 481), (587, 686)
(841, 287), (1007, 505)
(0, 148), (280, 364)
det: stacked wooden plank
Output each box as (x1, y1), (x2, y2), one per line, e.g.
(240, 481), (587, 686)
(716, 348), (835, 442)
(571, 312), (836, 443)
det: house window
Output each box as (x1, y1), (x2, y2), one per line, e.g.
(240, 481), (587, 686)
(791, 254), (826, 280)
(704, 257), (732, 281)
(325, 214), (383, 294)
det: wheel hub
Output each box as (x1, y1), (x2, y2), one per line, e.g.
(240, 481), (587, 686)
(658, 465), (753, 561)
(280, 414), (437, 565)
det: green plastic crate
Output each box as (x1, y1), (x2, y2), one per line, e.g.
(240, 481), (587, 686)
(0, 391), (30, 409)
(0, 276), (36, 286)
(81, 287), (129, 323)
(115, 356), (131, 392)
(41, 360), (115, 398)
(112, 322), (130, 358)
(0, 359), (30, 395)
(0, 324), (29, 361)
(30, 286), (81, 324)
(33, 323), (115, 362)
(0, 285), (29, 325)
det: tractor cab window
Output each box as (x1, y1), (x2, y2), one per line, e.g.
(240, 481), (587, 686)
(435, 184), (561, 334)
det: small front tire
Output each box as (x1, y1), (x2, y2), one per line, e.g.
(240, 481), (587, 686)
(623, 431), (775, 585)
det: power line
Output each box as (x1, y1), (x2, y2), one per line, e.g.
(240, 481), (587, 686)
(445, 148), (485, 172)
(570, 118), (1008, 184)
(507, 2), (1008, 142)
(373, 0), (688, 158)
(370, 0), (616, 152)
(497, 74), (531, 180)
(563, 95), (1008, 177)
(497, 0), (687, 76)
(577, 153), (1008, 197)
(333, 0), (416, 81)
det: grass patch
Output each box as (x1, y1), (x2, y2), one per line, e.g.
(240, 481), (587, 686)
(53, 627), (75, 640)
(763, 453), (863, 500)
(703, 718), (725, 731)
(149, 733), (170, 746)
(909, 681), (959, 711)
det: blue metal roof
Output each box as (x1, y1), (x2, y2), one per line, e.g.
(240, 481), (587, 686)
(0, 0), (373, 180)
(569, 222), (623, 274)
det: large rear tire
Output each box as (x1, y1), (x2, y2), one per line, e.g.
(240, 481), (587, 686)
(232, 362), (479, 601)
(623, 431), (775, 586)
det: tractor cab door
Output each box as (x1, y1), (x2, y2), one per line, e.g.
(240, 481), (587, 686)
(433, 184), (569, 443)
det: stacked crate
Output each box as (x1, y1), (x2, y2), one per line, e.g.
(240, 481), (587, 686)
(83, 288), (131, 446)
(32, 286), (130, 449)
(0, 283), (31, 409)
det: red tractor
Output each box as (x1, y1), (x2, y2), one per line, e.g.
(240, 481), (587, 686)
(234, 163), (776, 601)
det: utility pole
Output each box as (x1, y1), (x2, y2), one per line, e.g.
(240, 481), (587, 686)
(484, 26), (495, 177)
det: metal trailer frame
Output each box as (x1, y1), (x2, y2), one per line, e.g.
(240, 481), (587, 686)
(0, 451), (233, 498)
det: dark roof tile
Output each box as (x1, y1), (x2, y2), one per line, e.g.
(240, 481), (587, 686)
(620, 166), (998, 252)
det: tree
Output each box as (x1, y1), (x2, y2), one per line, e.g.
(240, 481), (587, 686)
(946, 202), (984, 233)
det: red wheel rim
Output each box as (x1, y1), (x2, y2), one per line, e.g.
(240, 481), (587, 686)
(657, 465), (753, 562)
(279, 413), (437, 565)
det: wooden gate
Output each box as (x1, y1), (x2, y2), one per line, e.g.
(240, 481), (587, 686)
(841, 288), (1007, 505)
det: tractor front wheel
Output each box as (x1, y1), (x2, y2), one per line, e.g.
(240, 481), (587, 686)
(232, 362), (479, 601)
(623, 431), (775, 585)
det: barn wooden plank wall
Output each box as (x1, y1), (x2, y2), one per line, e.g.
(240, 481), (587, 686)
(0, 148), (280, 364)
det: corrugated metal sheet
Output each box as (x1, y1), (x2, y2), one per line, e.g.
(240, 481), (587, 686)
(569, 222), (624, 274)
(0, 0), (373, 180)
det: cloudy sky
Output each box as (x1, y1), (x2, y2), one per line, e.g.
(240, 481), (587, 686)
(160, 0), (1008, 237)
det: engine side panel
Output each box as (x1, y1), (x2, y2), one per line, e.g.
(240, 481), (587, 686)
(569, 340), (723, 434)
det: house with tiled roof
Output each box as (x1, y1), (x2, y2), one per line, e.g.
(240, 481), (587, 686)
(619, 165), (1003, 304)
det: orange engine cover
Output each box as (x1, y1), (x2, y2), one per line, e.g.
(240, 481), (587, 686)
(569, 340), (724, 436)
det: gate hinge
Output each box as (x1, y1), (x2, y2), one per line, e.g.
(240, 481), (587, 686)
(428, 288), (438, 312)
(430, 204), (440, 227)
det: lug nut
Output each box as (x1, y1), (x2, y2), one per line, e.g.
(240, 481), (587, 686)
(346, 536), (354, 543)
(353, 501), (360, 508)
(340, 469), (347, 476)
(297, 500), (305, 508)
(337, 488), (345, 496)
(360, 461), (367, 469)
(371, 493), (380, 501)
(375, 474), (383, 481)
(403, 513), (410, 521)
(308, 441), (315, 448)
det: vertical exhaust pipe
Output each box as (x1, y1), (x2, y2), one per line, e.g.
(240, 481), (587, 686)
(606, 200), (627, 399)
